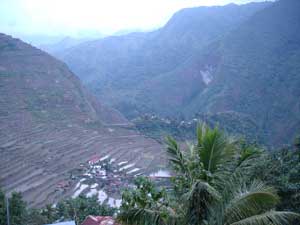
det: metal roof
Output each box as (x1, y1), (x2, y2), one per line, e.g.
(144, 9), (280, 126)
(45, 221), (76, 225)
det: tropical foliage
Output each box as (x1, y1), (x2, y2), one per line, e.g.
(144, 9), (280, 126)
(0, 191), (27, 225)
(1, 125), (299, 225)
(118, 124), (300, 225)
(250, 139), (300, 213)
(0, 191), (116, 225)
(118, 177), (181, 225)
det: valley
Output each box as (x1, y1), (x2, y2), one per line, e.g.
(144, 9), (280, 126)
(0, 0), (300, 224)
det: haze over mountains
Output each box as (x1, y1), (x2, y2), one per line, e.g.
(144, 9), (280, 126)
(55, 0), (300, 146)
(57, 2), (270, 107)
(0, 34), (163, 207)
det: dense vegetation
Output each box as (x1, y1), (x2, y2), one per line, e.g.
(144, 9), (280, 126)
(0, 192), (116, 225)
(133, 113), (259, 144)
(118, 125), (300, 225)
(1, 125), (300, 225)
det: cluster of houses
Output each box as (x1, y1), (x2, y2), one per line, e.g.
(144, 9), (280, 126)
(55, 154), (142, 207)
(134, 113), (200, 127)
(83, 155), (138, 192)
(49, 155), (172, 225)
(54, 153), (171, 209)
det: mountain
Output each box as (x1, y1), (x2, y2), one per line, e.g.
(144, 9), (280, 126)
(11, 34), (64, 46)
(182, 0), (300, 146)
(56, 2), (270, 117)
(56, 0), (300, 147)
(39, 37), (94, 55)
(0, 33), (164, 207)
(12, 31), (104, 47)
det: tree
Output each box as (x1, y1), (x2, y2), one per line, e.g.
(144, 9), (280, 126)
(0, 187), (118, 225)
(204, 177), (298, 225)
(168, 124), (298, 225)
(251, 143), (300, 213)
(0, 190), (29, 225)
(26, 209), (48, 225)
(40, 204), (56, 223)
(0, 189), (6, 225)
(54, 195), (116, 224)
(118, 124), (300, 225)
(9, 192), (27, 225)
(118, 177), (181, 225)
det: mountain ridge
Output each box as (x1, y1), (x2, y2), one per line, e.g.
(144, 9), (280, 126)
(55, 2), (271, 117)
(55, 0), (300, 146)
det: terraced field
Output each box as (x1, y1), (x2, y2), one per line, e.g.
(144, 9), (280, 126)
(0, 123), (164, 207)
(0, 33), (165, 207)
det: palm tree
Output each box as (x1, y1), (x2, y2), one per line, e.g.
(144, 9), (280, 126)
(186, 175), (298, 225)
(119, 124), (299, 225)
(166, 123), (255, 204)
(168, 124), (299, 225)
(118, 177), (183, 225)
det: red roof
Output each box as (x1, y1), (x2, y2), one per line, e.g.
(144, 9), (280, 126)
(81, 216), (120, 225)
(88, 155), (101, 164)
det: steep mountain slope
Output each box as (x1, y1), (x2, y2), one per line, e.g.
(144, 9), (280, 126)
(0, 34), (164, 207)
(56, 2), (270, 118)
(184, 0), (300, 146)
(56, 0), (300, 146)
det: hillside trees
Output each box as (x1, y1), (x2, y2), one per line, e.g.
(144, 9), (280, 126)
(0, 189), (6, 225)
(9, 192), (27, 225)
(0, 190), (27, 225)
(118, 177), (181, 225)
(0, 190), (116, 225)
(250, 137), (300, 213)
(54, 194), (116, 224)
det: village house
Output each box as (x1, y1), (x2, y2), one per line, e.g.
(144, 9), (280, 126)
(81, 215), (120, 225)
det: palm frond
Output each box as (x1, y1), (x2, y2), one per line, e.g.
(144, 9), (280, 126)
(231, 211), (300, 225)
(224, 180), (280, 224)
(165, 136), (188, 175)
(197, 125), (234, 174)
(185, 180), (221, 225)
(196, 123), (205, 148)
(236, 145), (263, 170)
(186, 141), (197, 159)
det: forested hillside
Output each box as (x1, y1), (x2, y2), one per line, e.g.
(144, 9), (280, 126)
(56, 2), (270, 116)
(184, 0), (300, 146)
(56, 0), (300, 147)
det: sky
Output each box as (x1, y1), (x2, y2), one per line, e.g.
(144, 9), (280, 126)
(0, 0), (270, 38)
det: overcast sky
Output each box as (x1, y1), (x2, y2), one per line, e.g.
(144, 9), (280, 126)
(1, 0), (271, 37)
